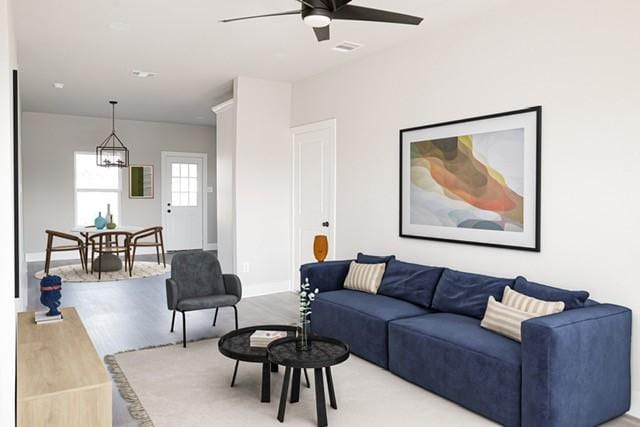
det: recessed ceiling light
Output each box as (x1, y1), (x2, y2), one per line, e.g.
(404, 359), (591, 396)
(52, 82), (65, 89)
(109, 21), (130, 32)
(132, 70), (158, 78)
(332, 41), (363, 53)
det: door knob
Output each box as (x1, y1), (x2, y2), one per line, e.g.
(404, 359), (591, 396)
(322, 221), (330, 227)
(167, 209), (172, 213)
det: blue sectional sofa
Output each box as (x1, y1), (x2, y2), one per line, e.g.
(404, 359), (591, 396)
(301, 255), (632, 427)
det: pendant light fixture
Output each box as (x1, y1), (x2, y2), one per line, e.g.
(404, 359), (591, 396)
(96, 100), (129, 168)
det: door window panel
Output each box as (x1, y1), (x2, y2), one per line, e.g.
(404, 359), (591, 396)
(171, 162), (198, 207)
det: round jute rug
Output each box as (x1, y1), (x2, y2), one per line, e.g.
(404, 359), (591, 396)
(34, 262), (170, 283)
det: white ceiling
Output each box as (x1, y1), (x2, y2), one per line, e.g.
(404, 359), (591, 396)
(14, 0), (505, 126)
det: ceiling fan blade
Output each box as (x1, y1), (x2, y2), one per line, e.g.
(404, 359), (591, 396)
(220, 10), (299, 23)
(333, 0), (352, 10)
(332, 5), (423, 25)
(294, 0), (315, 8)
(313, 25), (330, 42)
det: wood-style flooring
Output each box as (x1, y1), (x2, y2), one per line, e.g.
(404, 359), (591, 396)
(26, 253), (298, 427)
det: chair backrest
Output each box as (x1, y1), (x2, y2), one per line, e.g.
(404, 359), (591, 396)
(171, 251), (225, 299)
(88, 231), (131, 249)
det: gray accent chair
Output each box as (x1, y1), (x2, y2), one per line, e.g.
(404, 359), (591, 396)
(166, 251), (242, 348)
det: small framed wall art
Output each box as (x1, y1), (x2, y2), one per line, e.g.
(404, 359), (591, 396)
(399, 106), (541, 251)
(129, 165), (154, 199)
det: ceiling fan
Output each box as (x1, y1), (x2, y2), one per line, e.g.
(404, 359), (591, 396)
(220, 0), (423, 42)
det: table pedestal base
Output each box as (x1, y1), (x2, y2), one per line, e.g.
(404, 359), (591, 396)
(93, 254), (122, 272)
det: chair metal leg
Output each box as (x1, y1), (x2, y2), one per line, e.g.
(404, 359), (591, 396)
(212, 308), (219, 327)
(182, 311), (187, 348)
(233, 305), (238, 330)
(170, 310), (176, 332)
(230, 360), (239, 387)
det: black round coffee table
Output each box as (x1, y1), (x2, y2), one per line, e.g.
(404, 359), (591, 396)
(268, 336), (350, 427)
(218, 325), (310, 403)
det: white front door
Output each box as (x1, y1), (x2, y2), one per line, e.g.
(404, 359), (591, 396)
(292, 120), (336, 288)
(162, 153), (205, 251)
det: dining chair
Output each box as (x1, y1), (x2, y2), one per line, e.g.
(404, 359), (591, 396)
(128, 226), (166, 274)
(89, 231), (132, 280)
(44, 230), (87, 275)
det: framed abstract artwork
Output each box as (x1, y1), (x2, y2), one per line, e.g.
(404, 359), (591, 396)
(129, 165), (154, 199)
(400, 107), (541, 251)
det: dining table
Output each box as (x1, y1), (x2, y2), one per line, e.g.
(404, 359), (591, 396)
(71, 225), (143, 273)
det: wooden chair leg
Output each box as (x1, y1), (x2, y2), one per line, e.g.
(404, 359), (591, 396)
(44, 234), (53, 275)
(130, 243), (138, 273)
(154, 233), (160, 265)
(78, 247), (85, 272)
(159, 232), (166, 268)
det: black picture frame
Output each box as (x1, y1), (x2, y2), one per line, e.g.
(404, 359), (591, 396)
(13, 69), (20, 298)
(399, 106), (541, 252)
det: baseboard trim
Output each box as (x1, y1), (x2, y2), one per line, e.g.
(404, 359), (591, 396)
(243, 280), (291, 298)
(205, 243), (218, 251)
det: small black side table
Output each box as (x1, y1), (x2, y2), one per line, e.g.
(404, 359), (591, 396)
(218, 325), (310, 403)
(268, 336), (350, 427)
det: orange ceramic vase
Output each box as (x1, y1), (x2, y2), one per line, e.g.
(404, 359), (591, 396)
(313, 235), (329, 262)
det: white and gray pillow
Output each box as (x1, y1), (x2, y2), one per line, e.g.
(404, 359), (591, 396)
(343, 261), (386, 294)
(481, 287), (565, 342)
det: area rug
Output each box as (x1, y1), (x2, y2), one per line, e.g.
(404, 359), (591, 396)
(34, 262), (170, 283)
(105, 338), (496, 427)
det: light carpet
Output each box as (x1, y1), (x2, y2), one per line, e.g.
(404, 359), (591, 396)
(35, 262), (170, 282)
(107, 338), (498, 427)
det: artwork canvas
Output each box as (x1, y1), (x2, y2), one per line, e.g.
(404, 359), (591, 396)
(129, 165), (154, 199)
(400, 107), (541, 251)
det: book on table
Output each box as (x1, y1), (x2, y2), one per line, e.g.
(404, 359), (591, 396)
(250, 330), (287, 348)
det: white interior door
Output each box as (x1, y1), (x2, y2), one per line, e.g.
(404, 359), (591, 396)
(292, 120), (336, 288)
(162, 154), (204, 251)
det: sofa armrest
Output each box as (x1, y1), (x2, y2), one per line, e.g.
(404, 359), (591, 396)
(521, 304), (631, 427)
(223, 274), (242, 300)
(166, 278), (179, 310)
(299, 260), (353, 293)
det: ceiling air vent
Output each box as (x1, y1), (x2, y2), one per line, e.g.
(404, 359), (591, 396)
(332, 41), (363, 53)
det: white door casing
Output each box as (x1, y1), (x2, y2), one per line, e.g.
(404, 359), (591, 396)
(291, 119), (336, 290)
(161, 152), (207, 251)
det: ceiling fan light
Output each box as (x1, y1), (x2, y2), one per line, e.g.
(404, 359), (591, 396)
(303, 14), (331, 28)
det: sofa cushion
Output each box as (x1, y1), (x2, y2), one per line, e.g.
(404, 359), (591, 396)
(514, 276), (589, 310)
(377, 260), (444, 308)
(356, 252), (396, 264)
(388, 313), (521, 427)
(431, 269), (513, 319)
(311, 290), (430, 368)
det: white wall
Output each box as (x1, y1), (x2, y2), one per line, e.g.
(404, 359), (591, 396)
(0, 0), (17, 423)
(292, 0), (640, 416)
(214, 99), (237, 274)
(234, 77), (292, 294)
(21, 112), (217, 255)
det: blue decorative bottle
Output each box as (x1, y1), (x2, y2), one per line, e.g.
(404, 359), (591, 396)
(94, 212), (107, 229)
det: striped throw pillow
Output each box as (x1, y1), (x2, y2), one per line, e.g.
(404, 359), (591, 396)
(343, 261), (386, 294)
(481, 297), (537, 342)
(502, 286), (565, 315)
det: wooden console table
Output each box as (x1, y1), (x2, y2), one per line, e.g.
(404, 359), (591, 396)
(17, 307), (112, 427)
